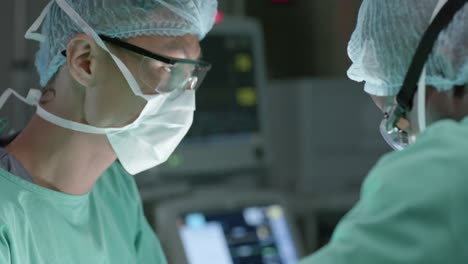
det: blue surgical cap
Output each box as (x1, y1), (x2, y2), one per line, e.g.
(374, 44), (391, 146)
(347, 0), (468, 96)
(35, 0), (218, 87)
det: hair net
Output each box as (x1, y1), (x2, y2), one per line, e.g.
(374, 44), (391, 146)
(347, 0), (468, 96)
(35, 0), (218, 87)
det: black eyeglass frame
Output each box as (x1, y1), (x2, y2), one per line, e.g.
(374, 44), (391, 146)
(61, 34), (212, 69)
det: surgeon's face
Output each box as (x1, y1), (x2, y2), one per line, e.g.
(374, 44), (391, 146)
(82, 34), (201, 128)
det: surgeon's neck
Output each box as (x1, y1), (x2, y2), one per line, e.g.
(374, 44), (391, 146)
(5, 114), (116, 195)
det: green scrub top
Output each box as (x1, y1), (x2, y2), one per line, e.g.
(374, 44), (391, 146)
(301, 118), (468, 264)
(0, 162), (167, 264)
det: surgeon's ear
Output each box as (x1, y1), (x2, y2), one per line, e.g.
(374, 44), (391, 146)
(65, 34), (100, 87)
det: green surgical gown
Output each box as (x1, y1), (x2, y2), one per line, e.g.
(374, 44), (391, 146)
(0, 162), (167, 264)
(301, 118), (468, 263)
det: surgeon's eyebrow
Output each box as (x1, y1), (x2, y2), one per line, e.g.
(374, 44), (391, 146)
(159, 41), (203, 60)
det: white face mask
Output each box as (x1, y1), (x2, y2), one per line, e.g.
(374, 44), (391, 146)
(0, 0), (196, 175)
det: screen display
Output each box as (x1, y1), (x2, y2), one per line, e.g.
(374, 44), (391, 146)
(185, 34), (259, 141)
(177, 205), (299, 264)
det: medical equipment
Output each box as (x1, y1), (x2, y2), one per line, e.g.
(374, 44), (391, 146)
(156, 191), (302, 264)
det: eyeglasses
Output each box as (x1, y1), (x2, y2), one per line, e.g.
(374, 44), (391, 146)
(61, 35), (212, 97)
(379, 104), (411, 150)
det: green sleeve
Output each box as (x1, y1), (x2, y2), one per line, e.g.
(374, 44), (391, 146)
(300, 136), (462, 264)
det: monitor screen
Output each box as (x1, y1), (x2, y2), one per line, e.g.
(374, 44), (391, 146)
(177, 205), (299, 264)
(185, 34), (259, 141)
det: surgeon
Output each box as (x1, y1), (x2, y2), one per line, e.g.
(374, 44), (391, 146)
(301, 0), (468, 263)
(0, 0), (217, 263)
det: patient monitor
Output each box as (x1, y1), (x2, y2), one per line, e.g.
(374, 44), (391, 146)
(155, 191), (302, 264)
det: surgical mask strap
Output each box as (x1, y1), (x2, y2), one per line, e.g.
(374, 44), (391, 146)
(0, 88), (41, 108)
(24, 1), (53, 42)
(36, 106), (117, 134)
(0, 88), (117, 135)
